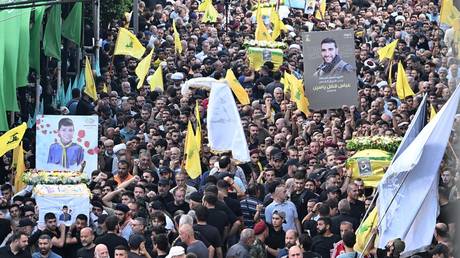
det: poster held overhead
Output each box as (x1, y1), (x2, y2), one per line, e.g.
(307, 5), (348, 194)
(302, 29), (358, 110)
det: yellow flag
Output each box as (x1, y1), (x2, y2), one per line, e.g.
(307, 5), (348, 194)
(355, 207), (378, 255)
(194, 101), (202, 152)
(135, 49), (154, 89)
(315, 0), (326, 20)
(440, 0), (460, 26)
(84, 56), (98, 101)
(225, 69), (250, 105)
(114, 28), (146, 59)
(255, 1), (272, 42)
(0, 123), (27, 157)
(247, 47), (283, 71)
(430, 104), (437, 121)
(173, 20), (183, 54)
(184, 121), (201, 179)
(284, 72), (309, 115)
(396, 61), (415, 100)
(13, 142), (26, 193)
(202, 3), (219, 23)
(377, 39), (398, 62)
(346, 149), (392, 188)
(148, 66), (163, 91)
(270, 7), (286, 40)
(102, 83), (108, 93)
(198, 0), (211, 12)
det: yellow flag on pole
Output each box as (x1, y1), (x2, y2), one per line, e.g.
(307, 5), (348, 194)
(0, 123), (27, 157)
(135, 49), (154, 89)
(396, 61), (415, 100)
(355, 207), (378, 254)
(198, 0), (211, 12)
(270, 7), (286, 40)
(84, 56), (98, 101)
(173, 20), (183, 54)
(225, 69), (250, 105)
(255, 1), (272, 42)
(440, 0), (460, 26)
(114, 28), (146, 59)
(13, 142), (26, 193)
(184, 121), (201, 179)
(315, 0), (326, 20)
(284, 72), (309, 115)
(148, 66), (164, 91)
(102, 83), (108, 93)
(377, 39), (398, 62)
(202, 3), (219, 23)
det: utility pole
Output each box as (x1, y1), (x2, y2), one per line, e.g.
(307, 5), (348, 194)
(93, 0), (100, 62)
(133, 0), (139, 34)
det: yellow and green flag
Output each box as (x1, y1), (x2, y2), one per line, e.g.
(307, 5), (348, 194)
(430, 104), (437, 122)
(255, 1), (272, 41)
(355, 207), (378, 254)
(247, 47), (283, 71)
(225, 69), (250, 105)
(135, 49), (154, 89)
(270, 7), (286, 40)
(202, 2), (219, 23)
(396, 61), (415, 100)
(194, 101), (202, 152)
(0, 123), (27, 157)
(440, 0), (460, 26)
(315, 0), (326, 20)
(284, 72), (309, 115)
(114, 28), (146, 59)
(346, 149), (392, 188)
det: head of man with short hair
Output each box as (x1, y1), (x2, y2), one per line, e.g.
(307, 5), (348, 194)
(288, 245), (303, 258)
(285, 229), (299, 248)
(94, 243), (110, 258)
(114, 245), (129, 258)
(10, 231), (29, 253)
(80, 227), (95, 248)
(38, 234), (53, 256)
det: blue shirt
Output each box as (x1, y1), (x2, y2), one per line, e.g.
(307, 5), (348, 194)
(33, 251), (62, 258)
(264, 200), (298, 231)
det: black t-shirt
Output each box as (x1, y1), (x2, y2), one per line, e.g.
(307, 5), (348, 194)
(206, 208), (229, 235)
(94, 232), (128, 258)
(193, 224), (223, 248)
(64, 227), (83, 258)
(76, 246), (95, 258)
(311, 234), (341, 258)
(224, 196), (243, 217)
(166, 201), (190, 215)
(302, 219), (318, 238)
(0, 219), (11, 244)
(0, 245), (31, 258)
(158, 192), (174, 207)
(349, 199), (365, 221)
(265, 224), (285, 258)
(215, 200), (237, 224)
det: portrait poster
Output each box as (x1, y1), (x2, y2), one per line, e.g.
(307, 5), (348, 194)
(36, 115), (98, 176)
(34, 184), (90, 226)
(302, 29), (358, 110)
(284, 0), (306, 9)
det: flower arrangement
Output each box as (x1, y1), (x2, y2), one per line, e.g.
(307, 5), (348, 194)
(22, 170), (88, 185)
(346, 136), (402, 153)
(243, 40), (287, 49)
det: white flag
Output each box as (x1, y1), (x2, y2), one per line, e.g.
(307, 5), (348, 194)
(378, 86), (460, 256)
(183, 78), (251, 162)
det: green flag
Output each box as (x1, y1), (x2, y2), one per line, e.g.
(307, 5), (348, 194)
(62, 2), (82, 46)
(30, 6), (46, 74)
(0, 5), (29, 112)
(0, 11), (9, 130)
(17, 8), (31, 87)
(43, 5), (62, 60)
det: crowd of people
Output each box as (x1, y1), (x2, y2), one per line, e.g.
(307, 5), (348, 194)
(0, 0), (460, 257)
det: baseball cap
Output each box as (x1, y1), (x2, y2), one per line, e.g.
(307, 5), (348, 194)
(158, 179), (170, 186)
(115, 203), (129, 213)
(189, 192), (203, 203)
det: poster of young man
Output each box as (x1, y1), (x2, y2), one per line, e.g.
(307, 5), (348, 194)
(36, 115), (98, 176)
(302, 29), (358, 110)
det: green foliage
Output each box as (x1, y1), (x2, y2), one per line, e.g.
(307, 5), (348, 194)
(100, 0), (132, 29)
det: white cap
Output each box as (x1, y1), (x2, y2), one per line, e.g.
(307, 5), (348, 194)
(113, 143), (127, 154)
(166, 246), (185, 258)
(171, 72), (184, 81)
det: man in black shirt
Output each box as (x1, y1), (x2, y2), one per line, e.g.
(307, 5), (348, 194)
(94, 215), (128, 258)
(346, 183), (365, 221)
(0, 232), (31, 258)
(193, 204), (223, 258)
(41, 212), (66, 257)
(203, 193), (229, 236)
(76, 227), (96, 258)
(312, 217), (341, 258)
(265, 210), (286, 258)
(166, 186), (190, 215)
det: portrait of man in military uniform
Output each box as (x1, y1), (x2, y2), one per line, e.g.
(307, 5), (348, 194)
(313, 37), (354, 78)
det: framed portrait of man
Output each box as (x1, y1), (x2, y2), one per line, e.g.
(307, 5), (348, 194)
(303, 29), (358, 110)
